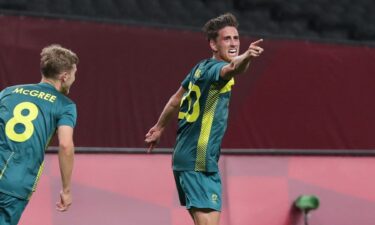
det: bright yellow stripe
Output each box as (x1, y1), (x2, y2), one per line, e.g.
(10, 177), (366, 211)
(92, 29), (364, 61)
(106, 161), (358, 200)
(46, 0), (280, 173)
(0, 152), (14, 179)
(29, 161), (44, 199)
(27, 132), (53, 199)
(195, 87), (220, 171)
(45, 131), (55, 150)
(220, 78), (235, 94)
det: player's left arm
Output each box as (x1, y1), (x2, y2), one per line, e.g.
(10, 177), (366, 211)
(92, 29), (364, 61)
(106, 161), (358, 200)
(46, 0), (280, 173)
(221, 39), (264, 80)
(56, 125), (75, 212)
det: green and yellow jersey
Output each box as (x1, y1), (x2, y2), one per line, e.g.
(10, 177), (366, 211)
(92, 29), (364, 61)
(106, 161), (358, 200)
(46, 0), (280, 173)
(173, 58), (234, 172)
(0, 83), (77, 200)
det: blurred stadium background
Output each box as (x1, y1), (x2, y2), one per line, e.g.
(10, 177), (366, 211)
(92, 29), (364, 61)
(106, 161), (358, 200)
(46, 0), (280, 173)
(0, 0), (375, 224)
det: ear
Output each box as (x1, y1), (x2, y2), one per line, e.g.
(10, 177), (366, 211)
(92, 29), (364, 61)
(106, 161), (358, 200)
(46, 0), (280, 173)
(209, 39), (218, 52)
(60, 72), (69, 82)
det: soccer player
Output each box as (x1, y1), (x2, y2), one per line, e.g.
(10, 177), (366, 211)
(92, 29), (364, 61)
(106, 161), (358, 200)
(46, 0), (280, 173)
(145, 13), (264, 225)
(0, 44), (78, 224)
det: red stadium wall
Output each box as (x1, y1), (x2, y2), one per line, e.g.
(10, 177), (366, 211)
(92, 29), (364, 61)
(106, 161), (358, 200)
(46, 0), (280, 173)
(1, 16), (375, 150)
(18, 154), (375, 225)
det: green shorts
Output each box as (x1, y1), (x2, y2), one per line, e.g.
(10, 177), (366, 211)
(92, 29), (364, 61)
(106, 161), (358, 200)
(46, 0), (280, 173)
(0, 192), (28, 225)
(173, 170), (222, 211)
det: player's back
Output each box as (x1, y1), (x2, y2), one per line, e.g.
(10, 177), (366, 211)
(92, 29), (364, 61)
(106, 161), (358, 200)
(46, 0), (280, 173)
(0, 82), (76, 199)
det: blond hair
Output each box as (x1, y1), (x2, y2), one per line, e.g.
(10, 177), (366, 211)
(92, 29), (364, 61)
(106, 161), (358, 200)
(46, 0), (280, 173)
(40, 44), (79, 79)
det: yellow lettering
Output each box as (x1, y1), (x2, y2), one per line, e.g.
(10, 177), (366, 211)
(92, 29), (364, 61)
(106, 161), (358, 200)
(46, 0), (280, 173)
(29, 90), (39, 97)
(44, 93), (51, 101)
(12, 88), (56, 103)
(49, 96), (56, 103)
(37, 92), (45, 99)
(13, 88), (23, 94)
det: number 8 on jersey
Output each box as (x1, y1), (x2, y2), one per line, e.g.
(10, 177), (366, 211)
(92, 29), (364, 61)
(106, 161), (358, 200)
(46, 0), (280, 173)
(5, 102), (39, 142)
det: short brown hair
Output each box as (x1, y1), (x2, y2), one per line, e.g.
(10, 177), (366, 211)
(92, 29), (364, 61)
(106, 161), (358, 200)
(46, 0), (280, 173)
(202, 12), (239, 41)
(40, 44), (79, 79)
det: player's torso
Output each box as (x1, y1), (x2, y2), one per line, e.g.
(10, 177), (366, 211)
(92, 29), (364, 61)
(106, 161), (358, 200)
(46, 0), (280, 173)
(173, 59), (234, 172)
(0, 83), (69, 199)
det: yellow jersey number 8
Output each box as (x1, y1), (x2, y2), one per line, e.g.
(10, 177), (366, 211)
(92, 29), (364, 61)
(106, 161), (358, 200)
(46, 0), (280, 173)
(5, 102), (39, 142)
(178, 82), (201, 122)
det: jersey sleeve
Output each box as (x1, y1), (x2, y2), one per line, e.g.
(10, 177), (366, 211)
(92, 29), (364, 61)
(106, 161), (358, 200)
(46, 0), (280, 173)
(181, 74), (190, 90)
(206, 61), (228, 83)
(0, 87), (8, 99)
(182, 62), (205, 89)
(57, 103), (77, 128)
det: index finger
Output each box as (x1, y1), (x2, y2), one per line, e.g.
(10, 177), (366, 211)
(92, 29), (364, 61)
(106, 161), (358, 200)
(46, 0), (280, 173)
(56, 203), (68, 212)
(251, 39), (263, 46)
(147, 143), (155, 153)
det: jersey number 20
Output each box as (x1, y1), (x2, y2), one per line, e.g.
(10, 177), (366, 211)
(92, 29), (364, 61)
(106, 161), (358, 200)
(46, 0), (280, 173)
(5, 102), (39, 142)
(178, 83), (201, 122)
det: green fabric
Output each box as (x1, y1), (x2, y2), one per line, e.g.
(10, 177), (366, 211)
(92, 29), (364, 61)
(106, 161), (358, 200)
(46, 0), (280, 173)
(0, 192), (28, 225)
(173, 58), (234, 172)
(174, 170), (222, 211)
(0, 83), (76, 199)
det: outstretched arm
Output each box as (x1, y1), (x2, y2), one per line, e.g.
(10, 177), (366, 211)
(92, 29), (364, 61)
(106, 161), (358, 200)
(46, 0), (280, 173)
(145, 86), (186, 152)
(221, 39), (264, 80)
(56, 125), (75, 212)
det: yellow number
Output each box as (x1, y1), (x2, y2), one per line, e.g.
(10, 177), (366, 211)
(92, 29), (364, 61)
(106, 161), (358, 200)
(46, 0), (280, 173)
(178, 83), (201, 122)
(5, 102), (38, 142)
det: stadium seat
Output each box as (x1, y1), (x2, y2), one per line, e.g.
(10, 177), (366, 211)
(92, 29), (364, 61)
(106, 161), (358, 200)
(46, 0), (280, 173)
(0, 0), (374, 42)
(91, 0), (120, 18)
(158, 0), (194, 26)
(27, 0), (49, 13)
(0, 0), (27, 10)
(48, 0), (72, 15)
(113, 0), (146, 22)
(71, 0), (96, 17)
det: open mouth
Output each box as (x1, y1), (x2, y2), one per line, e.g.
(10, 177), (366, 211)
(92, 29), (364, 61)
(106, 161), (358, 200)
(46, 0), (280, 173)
(228, 49), (237, 56)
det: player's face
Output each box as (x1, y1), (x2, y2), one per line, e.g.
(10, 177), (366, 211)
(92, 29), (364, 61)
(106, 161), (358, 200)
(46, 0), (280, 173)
(61, 64), (77, 95)
(211, 26), (240, 62)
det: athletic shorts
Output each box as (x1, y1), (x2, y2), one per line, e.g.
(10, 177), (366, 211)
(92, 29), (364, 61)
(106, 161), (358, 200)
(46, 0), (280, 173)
(173, 170), (222, 211)
(0, 192), (28, 225)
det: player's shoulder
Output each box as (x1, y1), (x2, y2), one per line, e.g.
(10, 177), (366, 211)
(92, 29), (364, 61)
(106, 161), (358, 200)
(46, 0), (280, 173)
(56, 93), (75, 107)
(198, 58), (228, 72)
(1, 83), (33, 94)
(4, 83), (32, 90)
(184, 59), (228, 84)
(6, 83), (53, 91)
(35, 82), (75, 106)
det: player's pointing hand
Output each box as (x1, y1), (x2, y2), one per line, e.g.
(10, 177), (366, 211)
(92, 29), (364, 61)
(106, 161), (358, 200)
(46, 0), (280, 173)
(248, 39), (264, 57)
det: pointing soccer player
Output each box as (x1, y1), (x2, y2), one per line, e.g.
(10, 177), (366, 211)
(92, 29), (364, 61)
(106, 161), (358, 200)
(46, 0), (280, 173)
(145, 13), (264, 225)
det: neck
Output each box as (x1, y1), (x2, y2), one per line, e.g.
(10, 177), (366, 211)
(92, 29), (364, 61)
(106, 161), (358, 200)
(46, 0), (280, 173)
(212, 51), (226, 62)
(41, 77), (62, 92)
(212, 55), (225, 62)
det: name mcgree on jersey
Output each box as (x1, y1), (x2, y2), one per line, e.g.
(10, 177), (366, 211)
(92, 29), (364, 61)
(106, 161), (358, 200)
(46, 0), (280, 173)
(12, 87), (57, 103)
